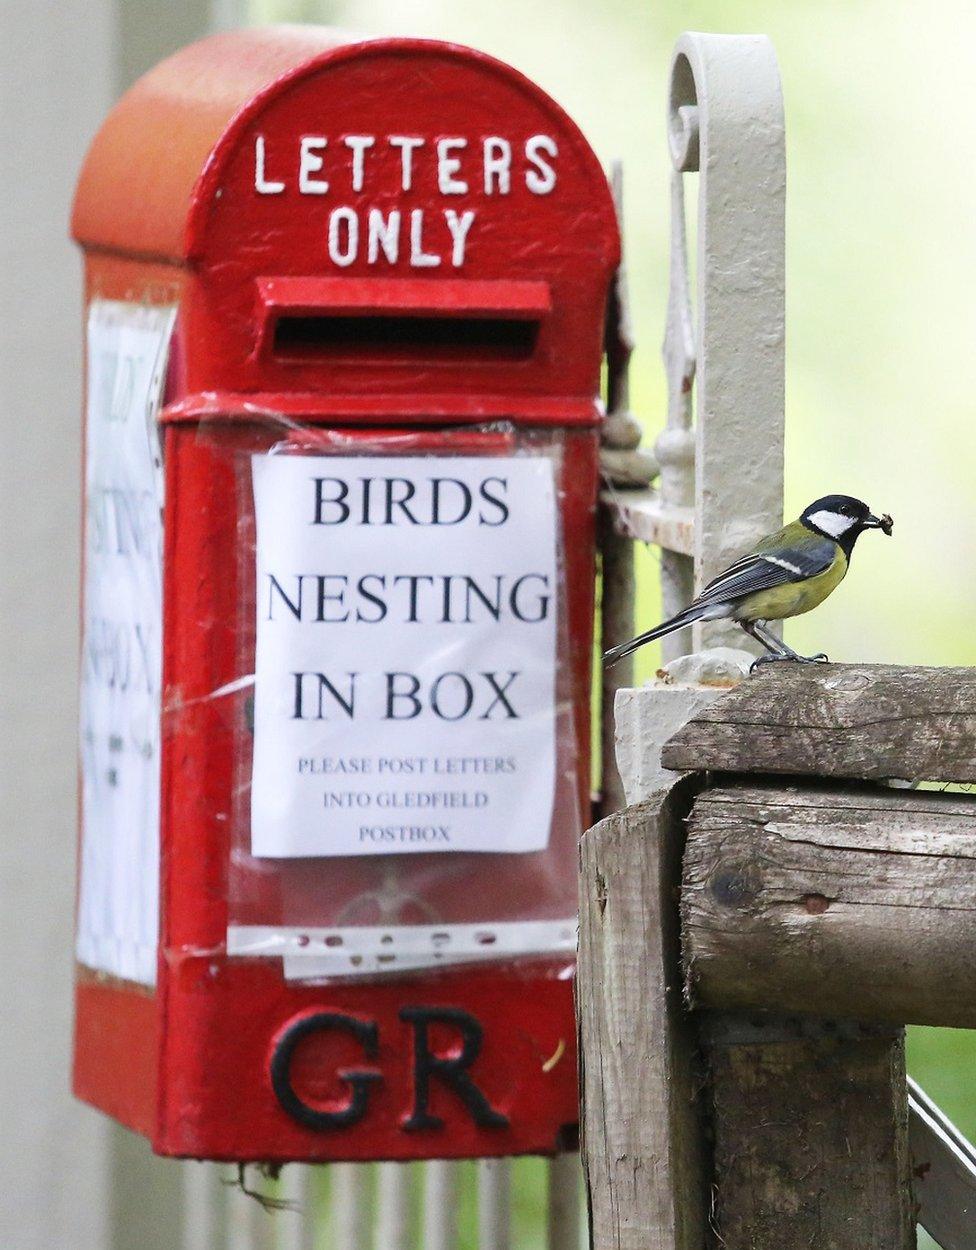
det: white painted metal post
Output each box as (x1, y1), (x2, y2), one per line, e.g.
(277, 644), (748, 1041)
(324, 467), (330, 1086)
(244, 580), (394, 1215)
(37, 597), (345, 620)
(611, 34), (785, 666)
(278, 1167), (316, 1250)
(333, 1162), (373, 1250)
(599, 166), (646, 813)
(477, 1159), (511, 1250)
(610, 32), (787, 821)
(908, 1078), (976, 1250)
(182, 1162), (227, 1250)
(423, 1161), (462, 1250)
(226, 1172), (274, 1250)
(377, 1162), (416, 1250)
(670, 34), (786, 651)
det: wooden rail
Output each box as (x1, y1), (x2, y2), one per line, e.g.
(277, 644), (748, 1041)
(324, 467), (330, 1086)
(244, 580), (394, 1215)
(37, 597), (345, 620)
(663, 661), (976, 782)
(683, 780), (976, 1028)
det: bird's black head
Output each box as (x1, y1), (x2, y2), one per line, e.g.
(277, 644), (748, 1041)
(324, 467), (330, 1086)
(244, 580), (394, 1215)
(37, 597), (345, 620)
(800, 494), (893, 555)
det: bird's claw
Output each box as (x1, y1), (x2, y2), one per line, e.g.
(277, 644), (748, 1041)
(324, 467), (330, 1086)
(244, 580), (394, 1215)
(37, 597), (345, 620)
(750, 651), (830, 674)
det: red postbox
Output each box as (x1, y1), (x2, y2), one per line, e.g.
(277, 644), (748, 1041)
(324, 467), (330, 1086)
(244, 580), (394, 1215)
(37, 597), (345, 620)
(72, 27), (619, 1161)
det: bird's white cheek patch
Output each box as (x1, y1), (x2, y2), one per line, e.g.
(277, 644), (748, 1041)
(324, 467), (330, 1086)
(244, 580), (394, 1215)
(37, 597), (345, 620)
(807, 509), (855, 539)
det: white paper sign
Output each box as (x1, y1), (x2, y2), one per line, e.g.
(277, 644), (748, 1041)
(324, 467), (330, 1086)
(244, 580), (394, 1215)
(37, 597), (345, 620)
(76, 301), (175, 986)
(250, 453), (558, 858)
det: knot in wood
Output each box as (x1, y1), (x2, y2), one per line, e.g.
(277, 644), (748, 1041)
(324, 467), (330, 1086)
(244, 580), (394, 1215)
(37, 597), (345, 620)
(709, 862), (760, 909)
(822, 670), (871, 693)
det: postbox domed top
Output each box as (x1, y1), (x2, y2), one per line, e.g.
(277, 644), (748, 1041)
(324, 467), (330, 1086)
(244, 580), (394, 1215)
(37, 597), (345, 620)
(73, 28), (352, 259)
(72, 26), (619, 267)
(74, 27), (619, 415)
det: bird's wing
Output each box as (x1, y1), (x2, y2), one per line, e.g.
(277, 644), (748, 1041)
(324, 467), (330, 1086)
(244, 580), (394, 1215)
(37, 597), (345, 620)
(695, 527), (836, 608)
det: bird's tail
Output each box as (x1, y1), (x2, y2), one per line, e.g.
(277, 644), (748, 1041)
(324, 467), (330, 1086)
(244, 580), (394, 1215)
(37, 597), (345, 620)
(603, 605), (706, 667)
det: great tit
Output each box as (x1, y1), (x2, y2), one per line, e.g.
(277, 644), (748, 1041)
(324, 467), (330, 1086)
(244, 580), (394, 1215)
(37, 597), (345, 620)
(604, 494), (893, 668)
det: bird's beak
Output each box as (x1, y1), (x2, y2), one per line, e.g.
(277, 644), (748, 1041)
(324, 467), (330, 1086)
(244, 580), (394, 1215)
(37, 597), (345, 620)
(865, 512), (894, 535)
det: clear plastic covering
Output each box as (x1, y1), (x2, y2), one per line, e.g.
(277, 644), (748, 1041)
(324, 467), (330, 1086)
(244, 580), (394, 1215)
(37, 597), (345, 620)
(204, 419), (585, 980)
(77, 301), (175, 987)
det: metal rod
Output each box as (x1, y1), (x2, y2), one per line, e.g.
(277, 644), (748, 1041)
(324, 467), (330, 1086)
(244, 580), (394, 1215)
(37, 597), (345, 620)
(377, 1161), (414, 1250)
(909, 1077), (976, 1250)
(477, 1159), (511, 1250)
(598, 158), (640, 813)
(225, 1167), (274, 1250)
(332, 1163), (372, 1250)
(422, 1161), (461, 1250)
(546, 1153), (581, 1250)
(277, 1166), (316, 1250)
(657, 158), (697, 664)
(182, 1162), (226, 1250)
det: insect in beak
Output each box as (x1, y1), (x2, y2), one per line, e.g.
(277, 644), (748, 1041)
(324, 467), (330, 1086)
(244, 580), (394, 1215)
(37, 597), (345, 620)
(865, 512), (894, 535)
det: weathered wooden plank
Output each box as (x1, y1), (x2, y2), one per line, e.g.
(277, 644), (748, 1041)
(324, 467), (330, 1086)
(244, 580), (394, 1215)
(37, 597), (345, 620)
(577, 780), (706, 1250)
(682, 782), (976, 1027)
(702, 1015), (915, 1249)
(662, 662), (976, 782)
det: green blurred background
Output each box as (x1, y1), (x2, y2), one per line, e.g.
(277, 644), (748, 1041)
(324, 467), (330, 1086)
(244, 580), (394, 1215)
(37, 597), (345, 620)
(257, 1), (976, 1241)
(243, 1), (976, 1243)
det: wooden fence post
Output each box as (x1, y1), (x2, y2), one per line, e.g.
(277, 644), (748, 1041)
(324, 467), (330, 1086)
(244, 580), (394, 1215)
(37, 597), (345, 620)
(701, 1016), (915, 1248)
(578, 780), (706, 1250)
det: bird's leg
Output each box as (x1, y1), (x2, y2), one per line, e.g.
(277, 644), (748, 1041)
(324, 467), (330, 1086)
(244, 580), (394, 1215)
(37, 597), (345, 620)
(759, 625), (824, 665)
(746, 620), (829, 669)
(743, 620), (790, 655)
(740, 620), (788, 670)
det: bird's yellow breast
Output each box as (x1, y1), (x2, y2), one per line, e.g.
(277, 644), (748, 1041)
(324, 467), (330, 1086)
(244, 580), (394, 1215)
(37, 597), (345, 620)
(735, 548), (849, 622)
